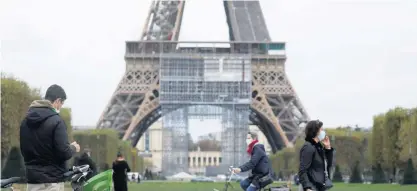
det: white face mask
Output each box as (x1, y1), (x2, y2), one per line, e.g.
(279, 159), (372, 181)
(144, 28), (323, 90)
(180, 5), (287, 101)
(53, 108), (60, 113)
(318, 130), (326, 141)
(246, 138), (253, 145)
(52, 99), (63, 114)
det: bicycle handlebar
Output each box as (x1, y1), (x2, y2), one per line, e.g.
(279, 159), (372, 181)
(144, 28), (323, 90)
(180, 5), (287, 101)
(64, 165), (90, 178)
(227, 166), (236, 182)
(1, 165), (90, 189)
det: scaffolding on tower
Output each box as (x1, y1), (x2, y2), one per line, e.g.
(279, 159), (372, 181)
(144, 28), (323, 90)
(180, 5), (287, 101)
(159, 42), (252, 176)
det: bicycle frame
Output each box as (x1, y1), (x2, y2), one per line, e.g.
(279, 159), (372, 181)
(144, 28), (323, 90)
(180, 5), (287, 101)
(213, 166), (236, 191)
(212, 166), (292, 191)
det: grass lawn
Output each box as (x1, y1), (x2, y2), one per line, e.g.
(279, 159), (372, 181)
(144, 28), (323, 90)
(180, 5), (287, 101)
(4, 182), (417, 191)
(128, 182), (417, 191)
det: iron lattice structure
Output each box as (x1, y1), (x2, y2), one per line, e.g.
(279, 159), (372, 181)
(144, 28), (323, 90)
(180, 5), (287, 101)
(96, 0), (310, 175)
(159, 54), (251, 175)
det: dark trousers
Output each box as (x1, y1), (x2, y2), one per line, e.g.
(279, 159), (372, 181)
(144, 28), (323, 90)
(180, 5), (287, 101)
(240, 178), (259, 191)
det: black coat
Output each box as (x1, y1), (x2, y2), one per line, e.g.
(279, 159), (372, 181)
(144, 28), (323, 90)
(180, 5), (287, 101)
(298, 139), (334, 191)
(112, 160), (131, 191)
(20, 100), (76, 183)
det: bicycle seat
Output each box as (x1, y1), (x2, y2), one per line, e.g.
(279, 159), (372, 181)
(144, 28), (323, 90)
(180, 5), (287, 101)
(1, 177), (22, 188)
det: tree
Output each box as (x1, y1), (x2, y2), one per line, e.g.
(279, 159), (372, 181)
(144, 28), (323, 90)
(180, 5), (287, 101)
(383, 108), (407, 180)
(60, 108), (73, 142)
(349, 161), (363, 183)
(187, 133), (197, 151)
(402, 158), (417, 185)
(332, 136), (364, 172)
(333, 165), (343, 182)
(370, 114), (385, 170)
(196, 139), (221, 151)
(269, 147), (298, 178)
(398, 109), (417, 168)
(1, 74), (41, 165)
(372, 163), (385, 183)
(100, 163), (110, 172)
(1, 147), (25, 179)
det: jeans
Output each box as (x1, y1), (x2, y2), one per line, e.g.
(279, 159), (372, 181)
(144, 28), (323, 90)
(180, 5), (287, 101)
(27, 183), (65, 191)
(240, 178), (258, 191)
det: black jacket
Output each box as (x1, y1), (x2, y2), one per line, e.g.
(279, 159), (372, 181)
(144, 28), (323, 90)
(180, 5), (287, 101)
(239, 144), (271, 176)
(298, 139), (334, 191)
(20, 100), (76, 183)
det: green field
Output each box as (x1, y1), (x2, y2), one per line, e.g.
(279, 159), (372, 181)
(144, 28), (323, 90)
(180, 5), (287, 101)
(128, 182), (417, 191)
(4, 182), (417, 191)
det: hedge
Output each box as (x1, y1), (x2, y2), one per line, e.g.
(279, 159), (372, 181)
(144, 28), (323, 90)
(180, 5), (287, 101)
(72, 129), (143, 172)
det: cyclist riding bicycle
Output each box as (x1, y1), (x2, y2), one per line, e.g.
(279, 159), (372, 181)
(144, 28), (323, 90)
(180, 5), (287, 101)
(232, 131), (273, 191)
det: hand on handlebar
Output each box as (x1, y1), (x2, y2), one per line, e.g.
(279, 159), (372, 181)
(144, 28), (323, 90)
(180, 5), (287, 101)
(71, 142), (80, 152)
(231, 168), (241, 174)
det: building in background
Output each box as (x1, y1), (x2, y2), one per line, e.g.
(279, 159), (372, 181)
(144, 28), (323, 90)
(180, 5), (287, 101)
(188, 147), (221, 175)
(197, 132), (222, 142)
(73, 126), (95, 130)
(136, 120), (163, 172)
(136, 121), (272, 174)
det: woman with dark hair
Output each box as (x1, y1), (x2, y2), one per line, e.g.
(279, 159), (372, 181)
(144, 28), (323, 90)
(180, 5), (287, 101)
(112, 152), (131, 191)
(298, 120), (334, 191)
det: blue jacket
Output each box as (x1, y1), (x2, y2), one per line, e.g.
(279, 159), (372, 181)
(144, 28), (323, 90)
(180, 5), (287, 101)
(239, 143), (271, 176)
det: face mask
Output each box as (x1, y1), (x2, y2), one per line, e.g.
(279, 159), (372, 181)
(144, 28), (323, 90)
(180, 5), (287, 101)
(53, 99), (62, 113)
(246, 138), (253, 145)
(318, 130), (326, 141)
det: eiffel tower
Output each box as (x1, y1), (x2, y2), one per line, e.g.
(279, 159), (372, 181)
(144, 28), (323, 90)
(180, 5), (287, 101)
(96, 0), (310, 174)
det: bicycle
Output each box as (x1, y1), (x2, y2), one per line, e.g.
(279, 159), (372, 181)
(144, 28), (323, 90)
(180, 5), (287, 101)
(213, 166), (236, 191)
(213, 166), (291, 191)
(0, 164), (113, 191)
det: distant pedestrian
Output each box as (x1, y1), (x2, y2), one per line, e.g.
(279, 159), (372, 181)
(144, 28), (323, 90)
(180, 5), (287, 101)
(112, 152), (131, 191)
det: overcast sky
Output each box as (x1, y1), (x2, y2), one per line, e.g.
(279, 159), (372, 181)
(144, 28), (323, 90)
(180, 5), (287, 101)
(1, 0), (417, 139)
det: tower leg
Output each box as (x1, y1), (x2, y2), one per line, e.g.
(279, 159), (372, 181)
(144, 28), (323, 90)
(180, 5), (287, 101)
(161, 105), (189, 176)
(221, 105), (249, 168)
